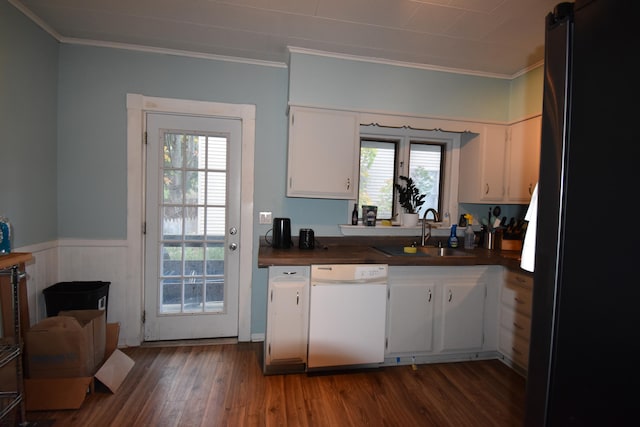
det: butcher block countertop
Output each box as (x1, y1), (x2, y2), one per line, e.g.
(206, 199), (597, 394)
(0, 252), (33, 270)
(258, 236), (525, 271)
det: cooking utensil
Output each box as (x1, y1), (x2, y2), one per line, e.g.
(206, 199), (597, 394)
(493, 206), (501, 217)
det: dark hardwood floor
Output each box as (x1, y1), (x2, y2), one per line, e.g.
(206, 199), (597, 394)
(24, 342), (526, 426)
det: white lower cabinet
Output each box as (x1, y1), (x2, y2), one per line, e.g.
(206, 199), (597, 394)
(441, 279), (486, 351)
(498, 268), (533, 373)
(386, 266), (498, 363)
(386, 279), (436, 354)
(264, 266), (310, 374)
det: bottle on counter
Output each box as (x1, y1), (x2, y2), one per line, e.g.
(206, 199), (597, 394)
(463, 213), (475, 249)
(351, 203), (359, 225)
(448, 224), (459, 248)
(464, 224), (475, 249)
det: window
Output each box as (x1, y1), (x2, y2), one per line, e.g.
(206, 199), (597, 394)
(358, 125), (453, 221)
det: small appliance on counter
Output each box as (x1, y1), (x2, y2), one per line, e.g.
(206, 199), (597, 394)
(298, 228), (315, 249)
(271, 217), (292, 249)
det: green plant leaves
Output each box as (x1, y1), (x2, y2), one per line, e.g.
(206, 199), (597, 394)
(394, 175), (426, 214)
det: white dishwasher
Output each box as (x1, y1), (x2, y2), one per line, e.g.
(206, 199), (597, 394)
(307, 264), (388, 369)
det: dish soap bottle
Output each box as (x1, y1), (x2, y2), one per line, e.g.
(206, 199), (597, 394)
(448, 224), (459, 248)
(351, 203), (359, 225)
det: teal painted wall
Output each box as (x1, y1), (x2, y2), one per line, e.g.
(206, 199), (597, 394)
(56, 46), (289, 240)
(0, 0), (59, 248)
(54, 45), (289, 334)
(289, 52), (512, 123)
(509, 66), (544, 121)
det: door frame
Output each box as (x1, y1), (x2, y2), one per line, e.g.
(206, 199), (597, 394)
(127, 94), (255, 343)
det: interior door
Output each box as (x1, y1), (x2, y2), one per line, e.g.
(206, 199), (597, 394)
(144, 112), (241, 341)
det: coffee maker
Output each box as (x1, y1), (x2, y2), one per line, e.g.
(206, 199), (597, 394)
(271, 218), (292, 249)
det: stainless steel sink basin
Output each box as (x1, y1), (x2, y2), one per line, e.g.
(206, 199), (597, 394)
(373, 245), (474, 257)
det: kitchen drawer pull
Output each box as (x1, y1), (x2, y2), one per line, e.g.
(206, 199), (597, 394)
(514, 297), (524, 304)
(513, 322), (524, 330)
(511, 347), (522, 355)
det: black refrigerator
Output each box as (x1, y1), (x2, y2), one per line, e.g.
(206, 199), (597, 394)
(525, 1), (639, 425)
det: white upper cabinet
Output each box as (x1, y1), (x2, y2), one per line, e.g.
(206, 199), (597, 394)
(505, 116), (541, 203)
(287, 106), (359, 199)
(458, 124), (507, 203)
(458, 116), (541, 204)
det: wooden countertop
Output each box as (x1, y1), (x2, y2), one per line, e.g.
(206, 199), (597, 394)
(258, 236), (525, 271)
(0, 252), (33, 270)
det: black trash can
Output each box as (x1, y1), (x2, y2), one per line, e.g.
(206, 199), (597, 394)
(43, 281), (110, 317)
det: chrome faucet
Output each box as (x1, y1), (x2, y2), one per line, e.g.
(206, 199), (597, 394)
(421, 208), (440, 246)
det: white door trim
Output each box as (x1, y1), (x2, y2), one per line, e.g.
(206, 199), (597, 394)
(127, 94), (255, 343)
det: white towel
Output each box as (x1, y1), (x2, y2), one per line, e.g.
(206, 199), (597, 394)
(520, 183), (538, 272)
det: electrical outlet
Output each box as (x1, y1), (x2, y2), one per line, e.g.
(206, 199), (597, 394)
(259, 211), (272, 224)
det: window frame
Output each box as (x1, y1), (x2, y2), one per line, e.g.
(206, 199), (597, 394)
(357, 124), (460, 225)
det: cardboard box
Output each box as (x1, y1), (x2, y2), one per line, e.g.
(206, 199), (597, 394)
(0, 344), (18, 392)
(25, 309), (106, 378)
(25, 322), (135, 411)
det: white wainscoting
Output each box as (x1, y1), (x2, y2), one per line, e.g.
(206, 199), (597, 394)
(15, 240), (58, 327)
(16, 239), (141, 347)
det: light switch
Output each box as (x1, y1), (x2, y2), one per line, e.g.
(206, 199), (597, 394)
(259, 211), (272, 224)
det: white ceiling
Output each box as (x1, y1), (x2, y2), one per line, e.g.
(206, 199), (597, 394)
(10, 0), (561, 77)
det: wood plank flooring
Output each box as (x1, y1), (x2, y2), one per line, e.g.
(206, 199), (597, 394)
(25, 342), (526, 427)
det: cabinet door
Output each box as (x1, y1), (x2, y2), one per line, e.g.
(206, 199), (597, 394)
(506, 116), (541, 202)
(441, 280), (486, 351)
(458, 124), (507, 203)
(386, 282), (435, 354)
(266, 266), (309, 366)
(287, 107), (359, 199)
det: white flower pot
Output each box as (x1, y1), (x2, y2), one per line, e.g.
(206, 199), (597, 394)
(402, 213), (419, 227)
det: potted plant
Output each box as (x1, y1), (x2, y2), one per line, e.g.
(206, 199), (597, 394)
(394, 175), (425, 226)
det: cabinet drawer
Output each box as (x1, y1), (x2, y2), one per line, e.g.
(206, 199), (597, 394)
(500, 306), (531, 340)
(501, 282), (532, 316)
(499, 327), (530, 368)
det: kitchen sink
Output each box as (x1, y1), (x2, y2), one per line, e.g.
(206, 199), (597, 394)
(373, 245), (474, 257)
